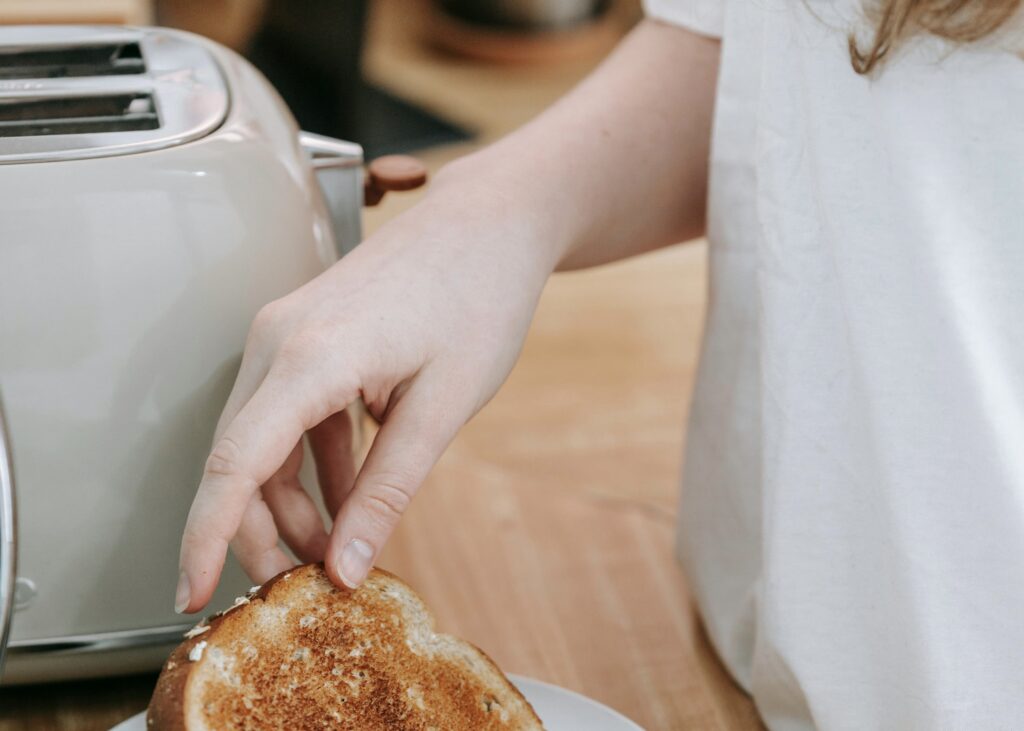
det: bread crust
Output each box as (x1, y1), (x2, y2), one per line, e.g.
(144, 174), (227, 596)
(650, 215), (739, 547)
(147, 564), (543, 730)
(147, 572), (283, 731)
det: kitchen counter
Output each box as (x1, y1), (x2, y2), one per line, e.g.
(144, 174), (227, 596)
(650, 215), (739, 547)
(0, 1), (763, 728)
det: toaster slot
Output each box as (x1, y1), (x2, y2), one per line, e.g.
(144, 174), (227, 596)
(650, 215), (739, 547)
(0, 93), (159, 137)
(0, 42), (144, 80)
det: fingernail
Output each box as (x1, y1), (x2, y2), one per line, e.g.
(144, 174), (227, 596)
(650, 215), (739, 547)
(337, 539), (374, 588)
(174, 571), (191, 614)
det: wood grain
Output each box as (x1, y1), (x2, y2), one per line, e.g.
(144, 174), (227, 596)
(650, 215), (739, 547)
(0, 0), (763, 728)
(372, 242), (762, 731)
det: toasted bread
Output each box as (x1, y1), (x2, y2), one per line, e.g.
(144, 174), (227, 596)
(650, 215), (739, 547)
(147, 564), (544, 730)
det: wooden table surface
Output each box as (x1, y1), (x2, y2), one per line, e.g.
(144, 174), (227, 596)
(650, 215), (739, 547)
(0, 1), (763, 728)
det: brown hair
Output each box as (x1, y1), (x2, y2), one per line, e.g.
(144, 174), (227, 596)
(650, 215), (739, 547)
(850, 0), (1022, 74)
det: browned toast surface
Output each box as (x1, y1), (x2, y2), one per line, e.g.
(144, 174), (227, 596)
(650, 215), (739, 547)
(148, 564), (544, 730)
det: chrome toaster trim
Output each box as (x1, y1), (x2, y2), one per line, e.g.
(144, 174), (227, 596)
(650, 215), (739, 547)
(0, 26), (228, 164)
(6, 623), (191, 655)
(0, 391), (16, 674)
(299, 130), (364, 257)
(2, 624), (192, 684)
(299, 130), (362, 170)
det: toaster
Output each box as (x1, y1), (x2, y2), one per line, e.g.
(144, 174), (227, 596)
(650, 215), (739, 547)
(0, 25), (421, 684)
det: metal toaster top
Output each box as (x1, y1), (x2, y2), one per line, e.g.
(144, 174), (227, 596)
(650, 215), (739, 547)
(0, 26), (228, 164)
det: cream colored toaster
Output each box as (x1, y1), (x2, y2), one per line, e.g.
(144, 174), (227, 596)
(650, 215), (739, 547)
(0, 25), (387, 683)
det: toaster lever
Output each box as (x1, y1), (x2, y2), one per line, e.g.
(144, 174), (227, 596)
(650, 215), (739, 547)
(299, 131), (365, 258)
(364, 155), (428, 207)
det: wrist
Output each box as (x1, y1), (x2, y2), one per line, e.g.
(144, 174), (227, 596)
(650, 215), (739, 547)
(427, 149), (578, 274)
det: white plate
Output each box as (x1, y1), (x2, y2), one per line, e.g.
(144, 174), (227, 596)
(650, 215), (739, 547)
(110, 674), (645, 730)
(508, 675), (646, 730)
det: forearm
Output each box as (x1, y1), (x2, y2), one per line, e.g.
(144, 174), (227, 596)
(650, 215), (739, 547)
(177, 21), (721, 609)
(429, 19), (720, 271)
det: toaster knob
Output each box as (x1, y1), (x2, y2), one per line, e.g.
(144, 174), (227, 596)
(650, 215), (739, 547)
(364, 155), (428, 206)
(13, 577), (36, 611)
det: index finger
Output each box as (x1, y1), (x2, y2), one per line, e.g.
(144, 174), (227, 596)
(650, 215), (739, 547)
(177, 368), (335, 612)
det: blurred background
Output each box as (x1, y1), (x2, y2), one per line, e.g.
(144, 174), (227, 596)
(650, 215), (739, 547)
(0, 0), (640, 156)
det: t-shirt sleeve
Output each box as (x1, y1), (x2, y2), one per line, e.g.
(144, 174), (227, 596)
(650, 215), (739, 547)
(643, 0), (725, 39)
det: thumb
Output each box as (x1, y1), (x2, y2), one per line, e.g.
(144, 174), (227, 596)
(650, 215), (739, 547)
(325, 382), (459, 588)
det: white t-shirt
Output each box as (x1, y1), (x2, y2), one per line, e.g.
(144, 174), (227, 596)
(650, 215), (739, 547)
(645, 1), (1024, 729)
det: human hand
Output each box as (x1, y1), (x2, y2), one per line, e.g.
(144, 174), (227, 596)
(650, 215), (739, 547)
(175, 16), (719, 613)
(175, 178), (558, 612)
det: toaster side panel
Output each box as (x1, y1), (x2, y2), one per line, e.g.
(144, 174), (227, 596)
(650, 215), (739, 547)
(0, 68), (343, 656)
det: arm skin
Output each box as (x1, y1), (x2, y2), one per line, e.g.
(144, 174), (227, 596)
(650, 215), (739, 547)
(175, 19), (719, 613)
(440, 18), (720, 271)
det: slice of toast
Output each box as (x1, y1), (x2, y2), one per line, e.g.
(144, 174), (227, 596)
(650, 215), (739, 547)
(147, 564), (545, 730)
